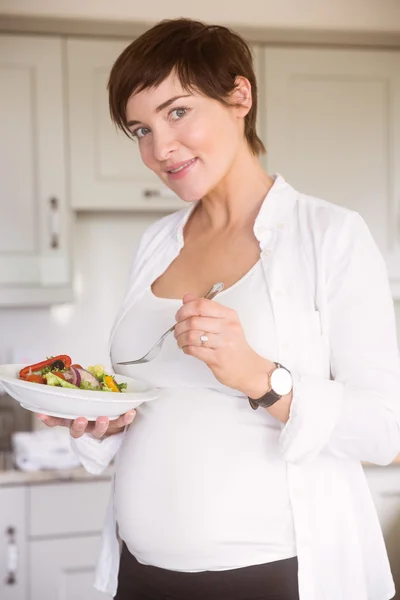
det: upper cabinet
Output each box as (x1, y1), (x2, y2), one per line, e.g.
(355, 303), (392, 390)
(67, 38), (185, 212)
(0, 35), (72, 306)
(263, 47), (400, 297)
(66, 39), (264, 212)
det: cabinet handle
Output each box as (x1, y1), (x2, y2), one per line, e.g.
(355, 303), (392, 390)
(143, 187), (179, 200)
(143, 189), (161, 199)
(49, 197), (60, 249)
(4, 526), (17, 586)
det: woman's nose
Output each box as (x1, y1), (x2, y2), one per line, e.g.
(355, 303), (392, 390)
(152, 130), (178, 162)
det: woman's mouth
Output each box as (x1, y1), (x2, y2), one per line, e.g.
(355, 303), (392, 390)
(166, 158), (198, 180)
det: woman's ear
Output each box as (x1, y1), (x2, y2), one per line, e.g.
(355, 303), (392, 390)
(231, 76), (252, 117)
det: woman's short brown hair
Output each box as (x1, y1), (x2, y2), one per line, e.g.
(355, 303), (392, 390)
(108, 18), (266, 156)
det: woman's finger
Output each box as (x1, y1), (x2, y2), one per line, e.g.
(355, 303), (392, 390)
(69, 417), (89, 439)
(91, 417), (110, 439)
(177, 330), (220, 350)
(176, 298), (232, 322)
(122, 410), (136, 425)
(36, 414), (72, 428)
(182, 344), (217, 365)
(174, 316), (222, 339)
(37, 410), (136, 439)
(106, 410), (136, 431)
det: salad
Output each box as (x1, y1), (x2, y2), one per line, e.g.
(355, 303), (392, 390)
(18, 355), (127, 393)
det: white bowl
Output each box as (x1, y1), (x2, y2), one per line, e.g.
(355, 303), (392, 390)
(0, 364), (159, 421)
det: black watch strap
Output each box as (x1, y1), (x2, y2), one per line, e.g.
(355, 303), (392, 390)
(248, 362), (283, 410)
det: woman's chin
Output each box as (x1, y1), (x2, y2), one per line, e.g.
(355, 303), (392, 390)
(174, 188), (205, 203)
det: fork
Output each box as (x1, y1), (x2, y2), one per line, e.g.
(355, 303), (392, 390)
(117, 282), (224, 365)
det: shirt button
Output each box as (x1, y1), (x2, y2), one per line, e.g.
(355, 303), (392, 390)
(275, 289), (284, 298)
(277, 222), (285, 230)
(263, 249), (272, 257)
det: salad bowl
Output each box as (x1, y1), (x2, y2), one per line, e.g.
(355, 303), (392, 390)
(0, 363), (159, 421)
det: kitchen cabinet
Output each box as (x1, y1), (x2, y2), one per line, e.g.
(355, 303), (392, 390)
(263, 47), (400, 298)
(28, 479), (112, 600)
(0, 477), (112, 600)
(30, 536), (105, 600)
(66, 38), (264, 211)
(67, 37), (183, 212)
(0, 487), (28, 600)
(0, 35), (73, 307)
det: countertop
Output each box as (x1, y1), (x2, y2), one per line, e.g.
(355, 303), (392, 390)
(0, 454), (399, 487)
(0, 464), (114, 487)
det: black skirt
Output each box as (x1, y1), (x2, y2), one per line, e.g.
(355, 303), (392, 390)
(115, 543), (300, 600)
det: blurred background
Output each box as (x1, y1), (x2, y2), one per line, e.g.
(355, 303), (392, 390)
(0, 1), (400, 599)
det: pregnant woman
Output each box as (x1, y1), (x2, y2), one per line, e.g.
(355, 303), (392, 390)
(39, 18), (400, 600)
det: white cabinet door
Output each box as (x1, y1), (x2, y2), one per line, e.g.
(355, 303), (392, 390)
(28, 480), (111, 538)
(0, 487), (27, 600)
(263, 48), (400, 297)
(30, 536), (111, 600)
(67, 37), (185, 212)
(0, 35), (72, 306)
(364, 466), (400, 598)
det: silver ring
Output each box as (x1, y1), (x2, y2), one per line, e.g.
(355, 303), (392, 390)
(200, 333), (209, 346)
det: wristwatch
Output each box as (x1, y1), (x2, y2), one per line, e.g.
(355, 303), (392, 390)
(248, 362), (293, 410)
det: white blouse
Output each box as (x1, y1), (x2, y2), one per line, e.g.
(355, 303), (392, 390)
(72, 174), (400, 600)
(111, 261), (296, 571)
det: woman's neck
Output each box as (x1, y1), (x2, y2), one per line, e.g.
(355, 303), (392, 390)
(196, 147), (273, 233)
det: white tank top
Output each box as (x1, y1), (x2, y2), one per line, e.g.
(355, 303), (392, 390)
(111, 259), (296, 571)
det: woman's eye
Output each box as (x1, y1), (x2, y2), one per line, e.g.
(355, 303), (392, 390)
(171, 107), (188, 120)
(132, 127), (150, 139)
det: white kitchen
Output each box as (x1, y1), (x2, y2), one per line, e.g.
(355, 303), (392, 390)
(0, 1), (400, 599)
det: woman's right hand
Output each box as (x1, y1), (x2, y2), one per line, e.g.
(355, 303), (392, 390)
(35, 411), (136, 440)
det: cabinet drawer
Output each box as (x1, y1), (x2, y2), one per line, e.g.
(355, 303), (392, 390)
(30, 536), (110, 599)
(29, 480), (111, 538)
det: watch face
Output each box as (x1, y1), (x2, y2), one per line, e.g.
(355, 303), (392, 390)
(270, 367), (293, 396)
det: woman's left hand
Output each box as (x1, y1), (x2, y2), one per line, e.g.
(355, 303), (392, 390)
(174, 293), (274, 397)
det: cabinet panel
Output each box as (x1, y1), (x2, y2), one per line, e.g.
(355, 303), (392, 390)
(263, 47), (400, 296)
(30, 535), (110, 600)
(0, 35), (71, 298)
(67, 37), (185, 211)
(0, 487), (27, 600)
(29, 480), (111, 538)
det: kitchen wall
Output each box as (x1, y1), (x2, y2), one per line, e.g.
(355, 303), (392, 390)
(0, 213), (159, 370)
(0, 211), (399, 377)
(0, 0), (399, 32)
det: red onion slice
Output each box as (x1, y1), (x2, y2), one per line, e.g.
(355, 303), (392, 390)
(63, 366), (81, 387)
(76, 368), (100, 389)
(70, 366), (81, 387)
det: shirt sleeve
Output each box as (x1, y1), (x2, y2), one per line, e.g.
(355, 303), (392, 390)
(279, 211), (400, 466)
(70, 430), (125, 475)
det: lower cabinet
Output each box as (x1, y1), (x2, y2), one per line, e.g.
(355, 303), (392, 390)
(0, 487), (27, 600)
(30, 536), (106, 600)
(1, 470), (400, 599)
(0, 477), (112, 600)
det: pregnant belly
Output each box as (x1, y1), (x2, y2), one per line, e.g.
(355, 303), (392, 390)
(114, 388), (295, 570)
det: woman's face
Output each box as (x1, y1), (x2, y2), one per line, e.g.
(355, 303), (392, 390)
(125, 73), (249, 202)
